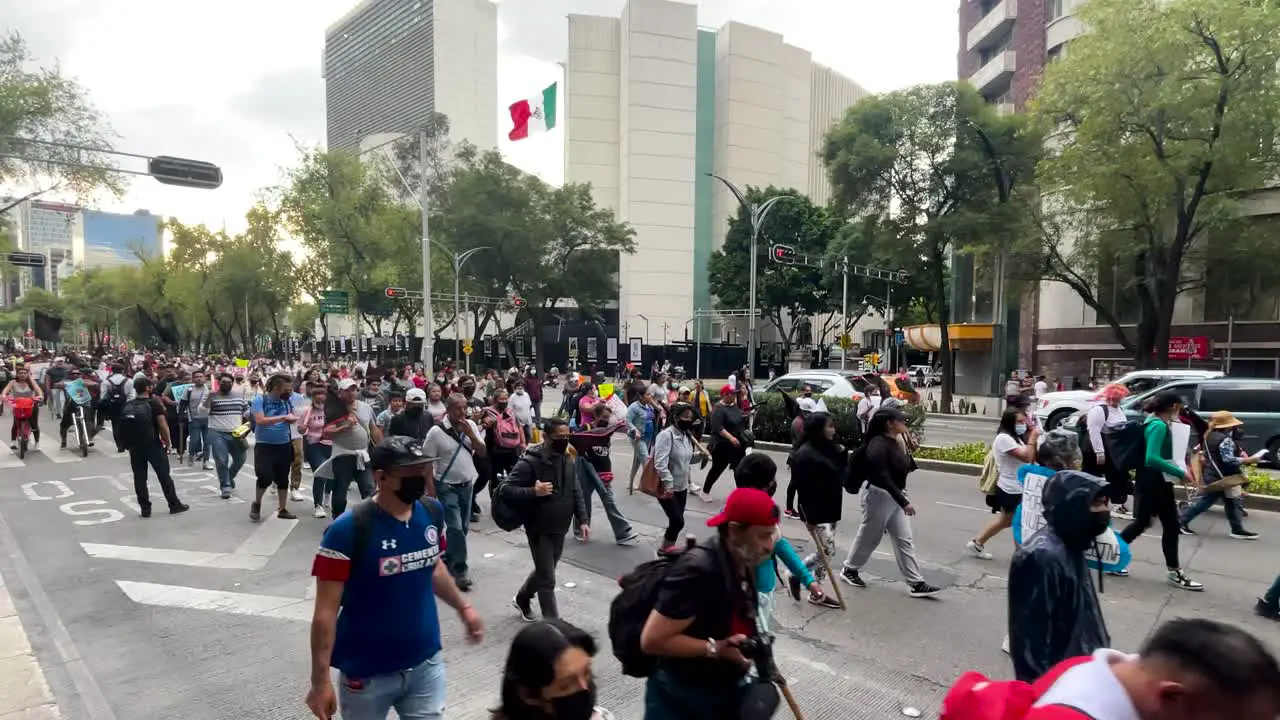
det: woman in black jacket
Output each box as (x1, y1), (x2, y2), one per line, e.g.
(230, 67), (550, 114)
(838, 407), (942, 598)
(790, 412), (847, 592)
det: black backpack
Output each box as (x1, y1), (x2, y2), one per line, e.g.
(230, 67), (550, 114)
(100, 377), (128, 411)
(115, 398), (157, 451)
(1103, 420), (1146, 472)
(489, 457), (530, 532)
(844, 442), (869, 494)
(608, 543), (709, 678)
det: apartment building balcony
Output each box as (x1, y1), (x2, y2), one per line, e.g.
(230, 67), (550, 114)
(970, 50), (1016, 98)
(967, 0), (1017, 52)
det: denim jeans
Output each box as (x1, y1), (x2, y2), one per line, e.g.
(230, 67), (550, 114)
(1179, 490), (1247, 534)
(209, 430), (246, 491)
(330, 454), (373, 518)
(1264, 574), (1280, 608)
(437, 481), (473, 579)
(187, 418), (209, 462)
(575, 459), (633, 541)
(304, 441), (332, 508)
(337, 652), (446, 720)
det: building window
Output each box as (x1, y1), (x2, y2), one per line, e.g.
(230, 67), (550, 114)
(1050, 0), (1065, 20)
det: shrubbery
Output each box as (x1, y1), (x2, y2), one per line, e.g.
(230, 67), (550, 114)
(750, 392), (928, 447)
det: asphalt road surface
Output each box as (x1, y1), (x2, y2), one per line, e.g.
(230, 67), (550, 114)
(0, 416), (1276, 720)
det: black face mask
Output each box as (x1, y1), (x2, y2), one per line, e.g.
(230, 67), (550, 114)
(496, 402), (508, 411)
(677, 419), (695, 432)
(405, 405), (424, 417)
(550, 438), (570, 454)
(549, 682), (597, 720)
(394, 475), (426, 504)
(1087, 510), (1112, 538)
(219, 382), (232, 393)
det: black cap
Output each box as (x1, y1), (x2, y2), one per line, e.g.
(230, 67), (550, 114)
(369, 436), (432, 472)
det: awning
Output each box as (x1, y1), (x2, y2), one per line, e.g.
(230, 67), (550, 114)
(902, 324), (995, 351)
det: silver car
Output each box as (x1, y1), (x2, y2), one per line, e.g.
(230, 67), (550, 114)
(759, 369), (877, 400)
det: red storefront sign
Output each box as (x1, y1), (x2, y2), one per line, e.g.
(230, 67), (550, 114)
(1167, 336), (1211, 361)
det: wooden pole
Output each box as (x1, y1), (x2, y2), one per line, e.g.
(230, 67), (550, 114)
(805, 523), (846, 610)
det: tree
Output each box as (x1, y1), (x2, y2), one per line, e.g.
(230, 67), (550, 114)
(1032, 0), (1280, 367)
(707, 187), (842, 354)
(0, 31), (120, 210)
(822, 82), (1014, 408)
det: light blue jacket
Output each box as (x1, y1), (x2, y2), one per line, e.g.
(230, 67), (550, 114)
(756, 537), (814, 593)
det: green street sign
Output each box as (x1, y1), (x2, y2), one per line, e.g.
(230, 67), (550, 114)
(318, 289), (349, 315)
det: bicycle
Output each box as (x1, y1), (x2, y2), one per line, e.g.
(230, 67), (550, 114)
(63, 381), (94, 458)
(8, 397), (36, 460)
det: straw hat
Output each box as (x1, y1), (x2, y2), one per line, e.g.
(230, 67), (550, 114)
(1208, 410), (1244, 430)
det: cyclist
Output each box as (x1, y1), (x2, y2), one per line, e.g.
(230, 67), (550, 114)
(1, 365), (44, 450)
(55, 367), (98, 450)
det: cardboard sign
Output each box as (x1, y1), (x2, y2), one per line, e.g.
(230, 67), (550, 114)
(1012, 464), (1130, 574)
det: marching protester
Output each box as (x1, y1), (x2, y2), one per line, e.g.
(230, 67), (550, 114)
(117, 377), (188, 517)
(315, 379), (381, 521)
(840, 407), (941, 598)
(699, 384), (749, 502)
(510, 379), (536, 441)
(507, 418), (589, 621)
(1118, 392), (1203, 591)
(788, 412), (847, 604)
(185, 369), (211, 470)
(492, 619), (610, 720)
(967, 407), (1038, 561)
(1081, 383), (1132, 517)
(388, 387), (433, 442)
(1178, 410), (1261, 540)
(426, 384), (448, 424)
(569, 402), (637, 545)
(639, 487), (776, 718)
(203, 372), (249, 499)
(376, 391), (406, 433)
(249, 374), (300, 522)
(624, 389), (660, 493)
(1007, 440), (1111, 682)
(652, 402), (702, 556)
(307, 437), (483, 720)
(1259, 573), (1280, 620)
(299, 385), (334, 518)
(2, 365), (43, 448)
(423, 393), (486, 591)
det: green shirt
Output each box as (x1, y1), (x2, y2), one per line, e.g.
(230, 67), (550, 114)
(1143, 416), (1184, 479)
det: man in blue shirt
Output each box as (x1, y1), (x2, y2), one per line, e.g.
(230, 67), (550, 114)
(308, 436), (484, 720)
(250, 374), (299, 521)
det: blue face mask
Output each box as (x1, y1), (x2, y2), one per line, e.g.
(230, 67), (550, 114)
(1014, 423), (1028, 435)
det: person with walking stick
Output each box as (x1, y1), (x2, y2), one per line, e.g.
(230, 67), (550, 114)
(786, 412), (849, 609)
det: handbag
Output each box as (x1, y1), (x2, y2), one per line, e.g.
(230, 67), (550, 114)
(639, 456), (662, 497)
(977, 452), (999, 494)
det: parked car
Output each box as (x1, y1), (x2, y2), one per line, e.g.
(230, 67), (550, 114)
(759, 369), (873, 401)
(1033, 369), (1224, 429)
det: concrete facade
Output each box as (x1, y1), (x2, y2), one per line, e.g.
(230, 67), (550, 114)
(324, 0), (497, 153)
(565, 0), (869, 345)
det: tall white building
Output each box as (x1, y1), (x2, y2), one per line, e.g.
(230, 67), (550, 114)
(565, 0), (869, 344)
(324, 0), (498, 153)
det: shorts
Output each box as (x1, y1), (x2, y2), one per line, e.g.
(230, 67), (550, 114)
(254, 442), (294, 490)
(986, 487), (1023, 514)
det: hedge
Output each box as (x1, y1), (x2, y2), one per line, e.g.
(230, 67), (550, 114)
(751, 392), (928, 447)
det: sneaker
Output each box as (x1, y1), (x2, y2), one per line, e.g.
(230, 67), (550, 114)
(909, 581), (942, 598)
(471, 511), (481, 523)
(615, 532), (640, 546)
(783, 509), (801, 520)
(512, 595), (536, 622)
(1254, 598), (1280, 620)
(269, 486), (277, 495)
(59, 439), (67, 450)
(249, 502), (261, 522)
(1229, 530), (1260, 540)
(1106, 569), (1129, 577)
(289, 490), (306, 502)
(221, 490), (232, 500)
(1179, 523), (1196, 536)
(169, 503), (190, 515)
(277, 509), (297, 520)
(454, 575), (473, 592)
(140, 507), (152, 518)
(839, 568), (867, 589)
(201, 461), (211, 471)
(1001, 634), (1010, 654)
(1167, 570), (1204, 592)
(656, 544), (678, 558)
(966, 539), (993, 560)
(808, 591), (841, 609)
(1113, 505), (1132, 519)
(787, 574), (803, 601)
(314, 506), (328, 519)
(698, 490), (714, 503)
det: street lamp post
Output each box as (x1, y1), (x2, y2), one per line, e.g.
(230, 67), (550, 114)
(637, 314), (650, 345)
(446, 246), (493, 363)
(708, 173), (791, 382)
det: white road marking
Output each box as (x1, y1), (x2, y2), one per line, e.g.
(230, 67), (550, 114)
(115, 580), (311, 621)
(935, 501), (987, 512)
(80, 515), (298, 570)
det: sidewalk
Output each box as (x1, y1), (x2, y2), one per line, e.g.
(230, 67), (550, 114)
(0, 569), (60, 719)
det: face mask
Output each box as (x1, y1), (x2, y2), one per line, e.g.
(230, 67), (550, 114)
(1014, 423), (1027, 435)
(1088, 510), (1111, 538)
(393, 475), (426, 504)
(677, 419), (695, 432)
(405, 405), (424, 417)
(496, 402), (508, 411)
(279, 390), (292, 399)
(548, 682), (597, 720)
(550, 438), (570, 454)
(219, 382), (232, 393)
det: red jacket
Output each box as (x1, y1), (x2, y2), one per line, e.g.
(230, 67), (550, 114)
(941, 656), (1096, 720)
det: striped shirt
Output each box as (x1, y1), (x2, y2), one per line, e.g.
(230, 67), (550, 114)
(207, 392), (248, 432)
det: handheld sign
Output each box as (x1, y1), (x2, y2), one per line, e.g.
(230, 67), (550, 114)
(1013, 464), (1130, 574)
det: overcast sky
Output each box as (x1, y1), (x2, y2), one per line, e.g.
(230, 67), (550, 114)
(5, 0), (958, 232)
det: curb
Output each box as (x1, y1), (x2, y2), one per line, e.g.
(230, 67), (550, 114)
(927, 412), (1000, 423)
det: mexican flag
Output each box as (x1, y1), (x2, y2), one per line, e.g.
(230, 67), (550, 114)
(507, 82), (558, 141)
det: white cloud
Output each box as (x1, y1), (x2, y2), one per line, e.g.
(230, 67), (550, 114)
(5, 0), (957, 231)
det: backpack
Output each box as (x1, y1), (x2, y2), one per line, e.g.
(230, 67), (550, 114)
(1102, 420), (1146, 472)
(844, 442), (869, 494)
(978, 452), (1000, 494)
(489, 461), (529, 532)
(493, 409), (522, 449)
(100, 377), (128, 411)
(114, 398), (157, 451)
(345, 498), (444, 606)
(608, 544), (711, 678)
(941, 657), (1097, 720)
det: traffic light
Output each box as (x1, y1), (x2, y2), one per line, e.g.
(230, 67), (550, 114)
(148, 155), (224, 190)
(897, 270), (910, 284)
(512, 295), (525, 308)
(771, 244), (797, 265)
(385, 287), (405, 298)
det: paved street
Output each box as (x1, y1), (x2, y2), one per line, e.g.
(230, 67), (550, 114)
(1, 414), (1277, 720)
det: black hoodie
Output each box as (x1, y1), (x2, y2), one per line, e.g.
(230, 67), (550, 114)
(789, 413), (846, 525)
(1007, 470), (1111, 682)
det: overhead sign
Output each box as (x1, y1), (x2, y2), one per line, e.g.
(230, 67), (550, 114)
(317, 289), (349, 315)
(5, 251), (46, 268)
(1166, 336), (1211, 361)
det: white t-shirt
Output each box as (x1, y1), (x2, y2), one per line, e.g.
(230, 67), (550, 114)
(1033, 380), (1048, 398)
(509, 390), (534, 425)
(797, 395), (827, 414)
(857, 395), (882, 424)
(992, 432), (1026, 494)
(424, 418), (481, 486)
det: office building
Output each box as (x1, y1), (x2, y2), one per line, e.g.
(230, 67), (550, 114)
(79, 209), (163, 267)
(564, 0), (869, 345)
(323, 0), (498, 153)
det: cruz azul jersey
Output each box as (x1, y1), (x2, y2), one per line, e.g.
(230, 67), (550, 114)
(312, 499), (447, 678)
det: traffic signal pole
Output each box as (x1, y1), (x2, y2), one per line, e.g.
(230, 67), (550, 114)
(841, 256), (849, 370)
(419, 130), (433, 373)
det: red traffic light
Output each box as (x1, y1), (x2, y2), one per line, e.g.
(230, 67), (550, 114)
(771, 244), (797, 264)
(512, 295), (525, 308)
(385, 287), (404, 298)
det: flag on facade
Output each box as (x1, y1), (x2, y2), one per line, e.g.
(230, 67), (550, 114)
(507, 82), (558, 141)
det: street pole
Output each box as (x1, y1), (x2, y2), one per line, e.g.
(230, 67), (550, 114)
(454, 254), (462, 364)
(1226, 314), (1235, 374)
(695, 310), (702, 379)
(419, 129), (433, 373)
(840, 257), (849, 371)
(886, 279), (894, 372)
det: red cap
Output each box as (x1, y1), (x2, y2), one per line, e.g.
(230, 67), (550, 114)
(707, 488), (780, 528)
(719, 384), (735, 396)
